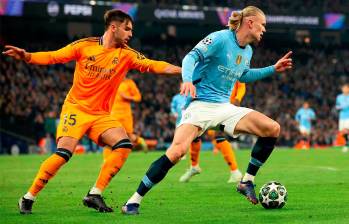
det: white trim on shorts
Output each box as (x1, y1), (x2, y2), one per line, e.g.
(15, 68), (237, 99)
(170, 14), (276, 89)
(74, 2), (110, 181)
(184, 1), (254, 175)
(339, 119), (349, 131)
(299, 125), (311, 135)
(177, 101), (253, 138)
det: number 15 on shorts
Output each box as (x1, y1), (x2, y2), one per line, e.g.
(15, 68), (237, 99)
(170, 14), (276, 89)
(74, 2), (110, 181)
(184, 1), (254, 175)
(63, 113), (77, 126)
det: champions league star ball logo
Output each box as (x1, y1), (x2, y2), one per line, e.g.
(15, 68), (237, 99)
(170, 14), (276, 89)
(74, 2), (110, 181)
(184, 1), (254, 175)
(202, 38), (212, 45)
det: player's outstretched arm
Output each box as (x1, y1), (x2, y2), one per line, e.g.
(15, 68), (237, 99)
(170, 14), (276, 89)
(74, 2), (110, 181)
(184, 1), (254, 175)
(3, 42), (79, 65)
(2, 45), (31, 62)
(129, 49), (181, 76)
(239, 51), (293, 83)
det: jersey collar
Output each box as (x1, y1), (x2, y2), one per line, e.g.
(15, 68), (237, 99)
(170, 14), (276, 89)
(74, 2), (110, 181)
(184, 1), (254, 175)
(231, 30), (246, 49)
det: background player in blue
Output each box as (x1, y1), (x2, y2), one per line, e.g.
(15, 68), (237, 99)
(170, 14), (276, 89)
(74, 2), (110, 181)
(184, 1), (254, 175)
(295, 102), (316, 147)
(122, 6), (293, 214)
(336, 84), (349, 152)
(170, 83), (187, 126)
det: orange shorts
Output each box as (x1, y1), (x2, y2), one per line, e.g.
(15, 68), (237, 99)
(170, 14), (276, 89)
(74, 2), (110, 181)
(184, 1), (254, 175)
(113, 114), (133, 134)
(56, 102), (123, 146)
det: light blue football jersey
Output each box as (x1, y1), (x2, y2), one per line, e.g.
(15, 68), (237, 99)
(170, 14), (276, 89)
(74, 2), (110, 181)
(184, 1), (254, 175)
(182, 29), (274, 105)
(295, 108), (316, 129)
(336, 94), (349, 120)
(171, 93), (187, 125)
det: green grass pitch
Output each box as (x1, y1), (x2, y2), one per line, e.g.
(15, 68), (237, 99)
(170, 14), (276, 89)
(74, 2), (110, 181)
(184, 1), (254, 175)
(1, 148), (349, 224)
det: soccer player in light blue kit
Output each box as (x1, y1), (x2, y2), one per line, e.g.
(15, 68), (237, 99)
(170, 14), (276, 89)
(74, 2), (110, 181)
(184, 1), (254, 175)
(336, 84), (349, 152)
(122, 6), (293, 214)
(295, 102), (316, 146)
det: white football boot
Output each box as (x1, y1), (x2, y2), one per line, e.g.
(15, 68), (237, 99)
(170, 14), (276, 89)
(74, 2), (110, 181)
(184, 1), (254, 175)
(179, 166), (202, 182)
(227, 169), (243, 183)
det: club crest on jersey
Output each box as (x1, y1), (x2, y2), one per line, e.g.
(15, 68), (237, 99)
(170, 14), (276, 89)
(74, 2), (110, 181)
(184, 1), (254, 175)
(112, 57), (119, 64)
(236, 55), (242, 65)
(87, 55), (96, 62)
(202, 37), (212, 45)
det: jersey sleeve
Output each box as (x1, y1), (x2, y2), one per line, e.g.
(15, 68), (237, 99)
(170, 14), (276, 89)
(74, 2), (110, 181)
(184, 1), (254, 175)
(182, 32), (222, 82)
(311, 109), (316, 119)
(192, 32), (223, 61)
(295, 110), (301, 121)
(128, 49), (171, 74)
(129, 80), (142, 102)
(336, 96), (341, 110)
(29, 40), (82, 65)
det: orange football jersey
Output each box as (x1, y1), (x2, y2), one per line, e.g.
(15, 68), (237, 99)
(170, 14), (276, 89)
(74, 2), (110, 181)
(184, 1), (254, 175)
(29, 37), (170, 114)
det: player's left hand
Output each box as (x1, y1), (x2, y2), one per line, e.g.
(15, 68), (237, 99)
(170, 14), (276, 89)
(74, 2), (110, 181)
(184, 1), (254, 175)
(274, 51), (293, 72)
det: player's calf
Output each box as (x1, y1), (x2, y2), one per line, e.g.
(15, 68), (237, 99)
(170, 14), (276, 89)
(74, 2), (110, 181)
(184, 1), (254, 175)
(18, 148), (73, 214)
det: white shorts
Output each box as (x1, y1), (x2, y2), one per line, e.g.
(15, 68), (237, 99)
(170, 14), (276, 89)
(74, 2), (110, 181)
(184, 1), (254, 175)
(339, 119), (349, 131)
(299, 126), (311, 135)
(177, 101), (253, 137)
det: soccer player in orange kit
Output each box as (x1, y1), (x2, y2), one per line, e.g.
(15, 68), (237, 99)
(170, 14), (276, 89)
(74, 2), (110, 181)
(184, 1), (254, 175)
(3, 9), (181, 214)
(180, 82), (245, 183)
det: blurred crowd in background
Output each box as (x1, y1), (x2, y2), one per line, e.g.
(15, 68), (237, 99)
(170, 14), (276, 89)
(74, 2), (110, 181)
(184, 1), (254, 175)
(1, 33), (348, 154)
(121, 0), (349, 13)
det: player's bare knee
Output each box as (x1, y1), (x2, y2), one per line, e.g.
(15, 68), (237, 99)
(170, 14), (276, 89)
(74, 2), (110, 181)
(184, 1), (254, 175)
(267, 121), (280, 137)
(169, 142), (187, 160)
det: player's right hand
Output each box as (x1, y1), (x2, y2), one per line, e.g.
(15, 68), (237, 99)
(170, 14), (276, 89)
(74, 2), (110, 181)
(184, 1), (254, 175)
(180, 82), (196, 98)
(2, 45), (31, 62)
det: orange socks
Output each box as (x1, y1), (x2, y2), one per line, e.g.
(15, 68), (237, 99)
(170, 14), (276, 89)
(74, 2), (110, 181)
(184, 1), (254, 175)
(95, 148), (131, 191)
(28, 151), (71, 196)
(190, 138), (202, 167)
(216, 140), (238, 171)
(103, 146), (112, 161)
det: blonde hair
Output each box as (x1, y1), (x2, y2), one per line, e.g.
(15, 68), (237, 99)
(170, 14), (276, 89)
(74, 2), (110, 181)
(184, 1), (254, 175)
(228, 6), (265, 30)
